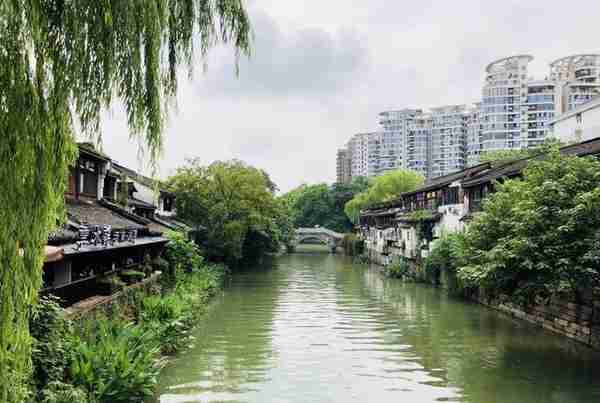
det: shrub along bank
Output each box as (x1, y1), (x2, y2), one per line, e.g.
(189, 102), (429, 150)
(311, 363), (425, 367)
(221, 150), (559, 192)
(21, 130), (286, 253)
(30, 232), (224, 403)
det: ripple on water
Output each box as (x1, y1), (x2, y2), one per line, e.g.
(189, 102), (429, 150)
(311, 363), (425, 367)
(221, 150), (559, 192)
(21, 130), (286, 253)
(156, 254), (600, 403)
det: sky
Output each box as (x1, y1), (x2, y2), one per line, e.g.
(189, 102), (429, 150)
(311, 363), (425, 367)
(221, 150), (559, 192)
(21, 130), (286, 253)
(98, 0), (600, 192)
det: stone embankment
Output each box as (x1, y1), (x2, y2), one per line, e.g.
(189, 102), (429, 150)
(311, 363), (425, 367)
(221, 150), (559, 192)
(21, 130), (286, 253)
(476, 290), (600, 349)
(366, 247), (600, 349)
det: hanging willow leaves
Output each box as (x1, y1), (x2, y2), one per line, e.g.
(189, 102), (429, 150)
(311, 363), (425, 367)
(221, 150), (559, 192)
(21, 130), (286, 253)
(0, 1), (251, 400)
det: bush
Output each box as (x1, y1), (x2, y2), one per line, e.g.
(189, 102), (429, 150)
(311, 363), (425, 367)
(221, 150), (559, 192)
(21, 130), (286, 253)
(164, 231), (204, 277)
(386, 257), (412, 278)
(457, 149), (600, 304)
(40, 382), (88, 403)
(139, 265), (224, 354)
(30, 296), (73, 395)
(30, 246), (225, 401)
(423, 233), (464, 292)
(69, 319), (162, 403)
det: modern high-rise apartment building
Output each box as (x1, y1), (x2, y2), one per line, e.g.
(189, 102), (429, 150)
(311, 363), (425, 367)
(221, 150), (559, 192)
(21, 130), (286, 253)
(481, 55), (532, 153)
(466, 103), (483, 166)
(429, 105), (468, 178)
(346, 133), (371, 178)
(336, 148), (352, 184)
(550, 54), (600, 112)
(472, 53), (600, 165)
(338, 54), (600, 182)
(406, 112), (431, 178)
(378, 109), (421, 174)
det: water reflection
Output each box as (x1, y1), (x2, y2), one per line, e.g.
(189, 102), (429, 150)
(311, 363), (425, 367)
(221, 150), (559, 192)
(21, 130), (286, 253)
(157, 252), (600, 403)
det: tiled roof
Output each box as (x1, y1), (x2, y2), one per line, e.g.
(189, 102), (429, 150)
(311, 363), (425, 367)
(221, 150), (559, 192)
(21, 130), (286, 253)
(67, 199), (145, 230)
(363, 162), (492, 212)
(128, 197), (156, 210)
(462, 137), (600, 188)
(402, 162), (492, 196)
(77, 142), (110, 161)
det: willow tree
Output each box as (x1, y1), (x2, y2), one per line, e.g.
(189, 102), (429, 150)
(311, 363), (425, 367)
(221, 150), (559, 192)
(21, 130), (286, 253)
(0, 1), (251, 400)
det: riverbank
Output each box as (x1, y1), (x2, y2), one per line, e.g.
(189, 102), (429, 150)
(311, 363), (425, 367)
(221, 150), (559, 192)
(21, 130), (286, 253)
(365, 246), (600, 350)
(31, 261), (225, 402)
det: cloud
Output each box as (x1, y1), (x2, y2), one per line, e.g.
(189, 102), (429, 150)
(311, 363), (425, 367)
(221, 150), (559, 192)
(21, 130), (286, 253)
(198, 9), (368, 99)
(97, 0), (600, 193)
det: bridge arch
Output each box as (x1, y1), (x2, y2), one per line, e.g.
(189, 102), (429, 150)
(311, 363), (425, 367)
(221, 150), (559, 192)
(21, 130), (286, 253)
(291, 227), (344, 253)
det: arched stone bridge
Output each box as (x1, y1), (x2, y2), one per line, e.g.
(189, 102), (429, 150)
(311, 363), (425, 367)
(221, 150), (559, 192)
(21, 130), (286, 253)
(291, 227), (344, 253)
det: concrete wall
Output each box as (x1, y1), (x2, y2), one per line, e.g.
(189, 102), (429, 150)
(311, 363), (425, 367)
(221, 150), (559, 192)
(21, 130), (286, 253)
(433, 203), (466, 238)
(552, 101), (600, 143)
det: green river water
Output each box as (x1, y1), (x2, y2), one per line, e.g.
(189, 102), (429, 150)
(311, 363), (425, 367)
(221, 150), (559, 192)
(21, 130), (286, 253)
(156, 248), (600, 403)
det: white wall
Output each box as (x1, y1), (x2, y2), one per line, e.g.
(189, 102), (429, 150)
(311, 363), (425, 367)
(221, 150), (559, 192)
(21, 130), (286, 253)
(552, 102), (600, 143)
(433, 203), (466, 238)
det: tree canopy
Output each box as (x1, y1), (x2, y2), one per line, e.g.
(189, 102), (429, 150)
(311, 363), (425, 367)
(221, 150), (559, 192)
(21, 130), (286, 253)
(281, 177), (369, 233)
(456, 148), (600, 304)
(0, 1), (251, 400)
(168, 159), (290, 266)
(345, 170), (424, 223)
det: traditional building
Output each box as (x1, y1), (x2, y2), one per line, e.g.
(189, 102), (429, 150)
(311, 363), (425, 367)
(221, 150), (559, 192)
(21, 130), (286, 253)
(42, 144), (181, 305)
(359, 137), (600, 267)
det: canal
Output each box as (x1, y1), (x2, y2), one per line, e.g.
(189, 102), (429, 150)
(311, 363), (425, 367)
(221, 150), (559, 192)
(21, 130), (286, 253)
(156, 249), (600, 402)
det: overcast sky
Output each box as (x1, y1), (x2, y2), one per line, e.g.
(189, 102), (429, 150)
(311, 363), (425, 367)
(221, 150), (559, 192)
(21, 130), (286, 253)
(98, 0), (599, 192)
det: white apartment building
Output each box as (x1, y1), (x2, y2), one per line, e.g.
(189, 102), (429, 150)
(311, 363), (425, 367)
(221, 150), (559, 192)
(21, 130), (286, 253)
(550, 97), (600, 143)
(430, 105), (468, 177)
(481, 55), (532, 153)
(340, 54), (600, 181)
(406, 113), (431, 178)
(466, 103), (482, 166)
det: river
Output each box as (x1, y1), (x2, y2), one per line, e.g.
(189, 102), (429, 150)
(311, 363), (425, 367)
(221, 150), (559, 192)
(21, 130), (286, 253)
(155, 248), (600, 402)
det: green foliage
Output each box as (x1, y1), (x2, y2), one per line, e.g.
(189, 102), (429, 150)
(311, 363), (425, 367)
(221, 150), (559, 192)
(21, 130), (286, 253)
(40, 382), (88, 403)
(457, 148), (600, 304)
(480, 138), (564, 166)
(423, 233), (465, 292)
(168, 160), (288, 266)
(385, 257), (412, 279)
(30, 296), (73, 397)
(281, 177), (370, 233)
(345, 170), (424, 223)
(0, 2), (252, 399)
(164, 231), (204, 276)
(479, 149), (531, 165)
(341, 234), (364, 256)
(29, 260), (223, 401)
(118, 270), (146, 285)
(70, 319), (161, 402)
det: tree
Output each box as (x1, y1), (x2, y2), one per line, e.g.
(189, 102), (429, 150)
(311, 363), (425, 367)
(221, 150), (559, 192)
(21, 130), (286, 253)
(457, 148), (600, 304)
(280, 177), (369, 233)
(168, 159), (286, 266)
(479, 138), (565, 166)
(345, 170), (424, 224)
(0, 2), (251, 400)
